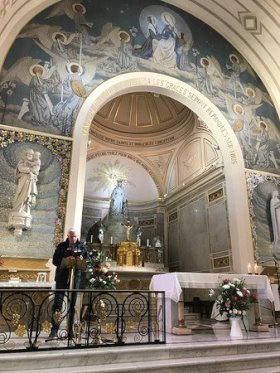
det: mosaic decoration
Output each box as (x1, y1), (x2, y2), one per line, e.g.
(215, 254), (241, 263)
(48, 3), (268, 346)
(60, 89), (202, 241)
(246, 171), (280, 261)
(0, 129), (71, 257)
(0, 0), (279, 175)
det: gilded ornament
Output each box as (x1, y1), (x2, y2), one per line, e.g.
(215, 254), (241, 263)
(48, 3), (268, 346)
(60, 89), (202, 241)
(105, 322), (115, 334)
(11, 312), (20, 326)
(15, 324), (27, 337)
(126, 320), (134, 330)
(42, 320), (52, 333)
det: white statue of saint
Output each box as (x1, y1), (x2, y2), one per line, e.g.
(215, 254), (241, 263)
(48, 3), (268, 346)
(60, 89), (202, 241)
(270, 190), (280, 259)
(98, 226), (104, 244)
(136, 227), (142, 246)
(8, 148), (41, 235)
(109, 179), (127, 216)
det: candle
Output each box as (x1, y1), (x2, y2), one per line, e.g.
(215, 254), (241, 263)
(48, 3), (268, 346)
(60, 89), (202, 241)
(254, 263), (258, 274)
(247, 262), (252, 274)
(90, 235), (93, 244)
(110, 236), (113, 245)
(147, 239), (149, 247)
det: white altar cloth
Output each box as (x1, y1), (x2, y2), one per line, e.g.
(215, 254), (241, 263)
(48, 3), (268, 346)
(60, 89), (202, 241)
(149, 272), (274, 303)
(149, 272), (275, 332)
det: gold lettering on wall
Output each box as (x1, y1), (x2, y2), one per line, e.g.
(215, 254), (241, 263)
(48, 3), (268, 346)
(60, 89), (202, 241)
(123, 77), (238, 165)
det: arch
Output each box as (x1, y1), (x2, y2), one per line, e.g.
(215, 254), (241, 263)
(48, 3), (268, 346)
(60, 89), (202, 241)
(65, 71), (254, 273)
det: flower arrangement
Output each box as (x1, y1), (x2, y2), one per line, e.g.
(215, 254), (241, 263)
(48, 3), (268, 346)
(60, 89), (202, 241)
(86, 250), (120, 289)
(209, 278), (257, 318)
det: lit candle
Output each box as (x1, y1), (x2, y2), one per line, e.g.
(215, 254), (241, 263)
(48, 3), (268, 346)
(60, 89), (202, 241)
(147, 239), (149, 247)
(90, 235), (93, 244)
(139, 239), (141, 247)
(110, 236), (113, 245)
(247, 262), (252, 274)
(254, 263), (258, 274)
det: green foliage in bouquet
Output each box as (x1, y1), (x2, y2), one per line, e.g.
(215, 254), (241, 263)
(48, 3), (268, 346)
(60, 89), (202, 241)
(86, 250), (120, 290)
(209, 277), (257, 318)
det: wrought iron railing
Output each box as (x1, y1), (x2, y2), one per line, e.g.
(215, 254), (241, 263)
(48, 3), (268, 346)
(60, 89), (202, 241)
(0, 290), (165, 351)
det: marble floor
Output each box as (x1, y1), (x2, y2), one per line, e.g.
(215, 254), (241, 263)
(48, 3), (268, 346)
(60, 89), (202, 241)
(166, 322), (280, 344)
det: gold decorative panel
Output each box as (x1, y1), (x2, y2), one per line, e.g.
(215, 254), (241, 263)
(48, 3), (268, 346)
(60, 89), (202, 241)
(139, 219), (154, 227)
(0, 257), (50, 282)
(209, 188), (223, 202)
(168, 212), (178, 222)
(213, 256), (230, 268)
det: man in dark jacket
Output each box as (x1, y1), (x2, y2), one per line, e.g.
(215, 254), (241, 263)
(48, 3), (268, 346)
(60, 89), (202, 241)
(47, 227), (87, 340)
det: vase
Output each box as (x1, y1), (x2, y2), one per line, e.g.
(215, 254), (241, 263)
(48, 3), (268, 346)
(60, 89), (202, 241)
(230, 317), (243, 338)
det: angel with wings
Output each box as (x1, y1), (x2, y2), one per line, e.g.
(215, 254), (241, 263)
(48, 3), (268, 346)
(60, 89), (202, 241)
(176, 32), (192, 70)
(198, 56), (225, 95)
(0, 57), (57, 125)
(226, 53), (256, 99)
(46, 1), (94, 51)
(52, 60), (98, 135)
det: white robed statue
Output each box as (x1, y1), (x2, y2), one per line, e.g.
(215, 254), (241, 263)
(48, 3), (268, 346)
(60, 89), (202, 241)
(109, 180), (127, 216)
(8, 149), (41, 236)
(270, 190), (280, 259)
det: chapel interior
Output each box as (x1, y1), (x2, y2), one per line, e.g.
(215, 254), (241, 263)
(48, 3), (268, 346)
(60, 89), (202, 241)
(1, 0), (280, 371)
(83, 91), (226, 276)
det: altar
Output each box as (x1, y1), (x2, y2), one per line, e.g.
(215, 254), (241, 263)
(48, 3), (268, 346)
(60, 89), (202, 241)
(149, 272), (275, 333)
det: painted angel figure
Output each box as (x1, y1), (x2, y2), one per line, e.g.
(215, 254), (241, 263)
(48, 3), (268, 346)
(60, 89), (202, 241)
(226, 52), (256, 99)
(117, 31), (133, 70)
(176, 32), (192, 70)
(46, 1), (94, 46)
(198, 55), (225, 95)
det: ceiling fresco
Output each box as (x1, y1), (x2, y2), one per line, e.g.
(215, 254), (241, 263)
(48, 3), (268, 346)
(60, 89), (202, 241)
(0, 0), (279, 174)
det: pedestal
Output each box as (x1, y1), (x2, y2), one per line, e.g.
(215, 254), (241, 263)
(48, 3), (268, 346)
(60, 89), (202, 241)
(249, 290), (269, 332)
(171, 294), (192, 335)
(8, 211), (32, 236)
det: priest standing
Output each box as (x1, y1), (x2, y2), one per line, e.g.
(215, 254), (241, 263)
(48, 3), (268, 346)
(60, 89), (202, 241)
(47, 227), (87, 340)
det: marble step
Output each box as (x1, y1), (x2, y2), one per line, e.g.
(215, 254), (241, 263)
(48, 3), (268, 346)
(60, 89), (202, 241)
(1, 339), (280, 371)
(184, 312), (201, 322)
(6, 350), (280, 373)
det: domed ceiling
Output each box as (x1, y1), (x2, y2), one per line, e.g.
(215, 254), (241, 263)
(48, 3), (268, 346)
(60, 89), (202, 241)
(91, 92), (193, 136)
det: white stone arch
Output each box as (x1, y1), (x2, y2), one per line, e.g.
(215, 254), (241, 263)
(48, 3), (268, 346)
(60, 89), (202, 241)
(66, 71), (254, 273)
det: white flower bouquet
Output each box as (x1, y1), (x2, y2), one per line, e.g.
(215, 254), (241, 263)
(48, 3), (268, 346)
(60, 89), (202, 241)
(209, 278), (257, 318)
(86, 250), (120, 290)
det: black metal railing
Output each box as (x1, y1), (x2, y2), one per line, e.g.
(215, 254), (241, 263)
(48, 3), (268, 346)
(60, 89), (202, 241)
(0, 289), (165, 351)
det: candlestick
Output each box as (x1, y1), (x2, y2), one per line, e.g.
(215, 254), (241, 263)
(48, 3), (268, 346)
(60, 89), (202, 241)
(247, 262), (252, 274)
(147, 239), (149, 247)
(90, 235), (93, 244)
(110, 236), (113, 245)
